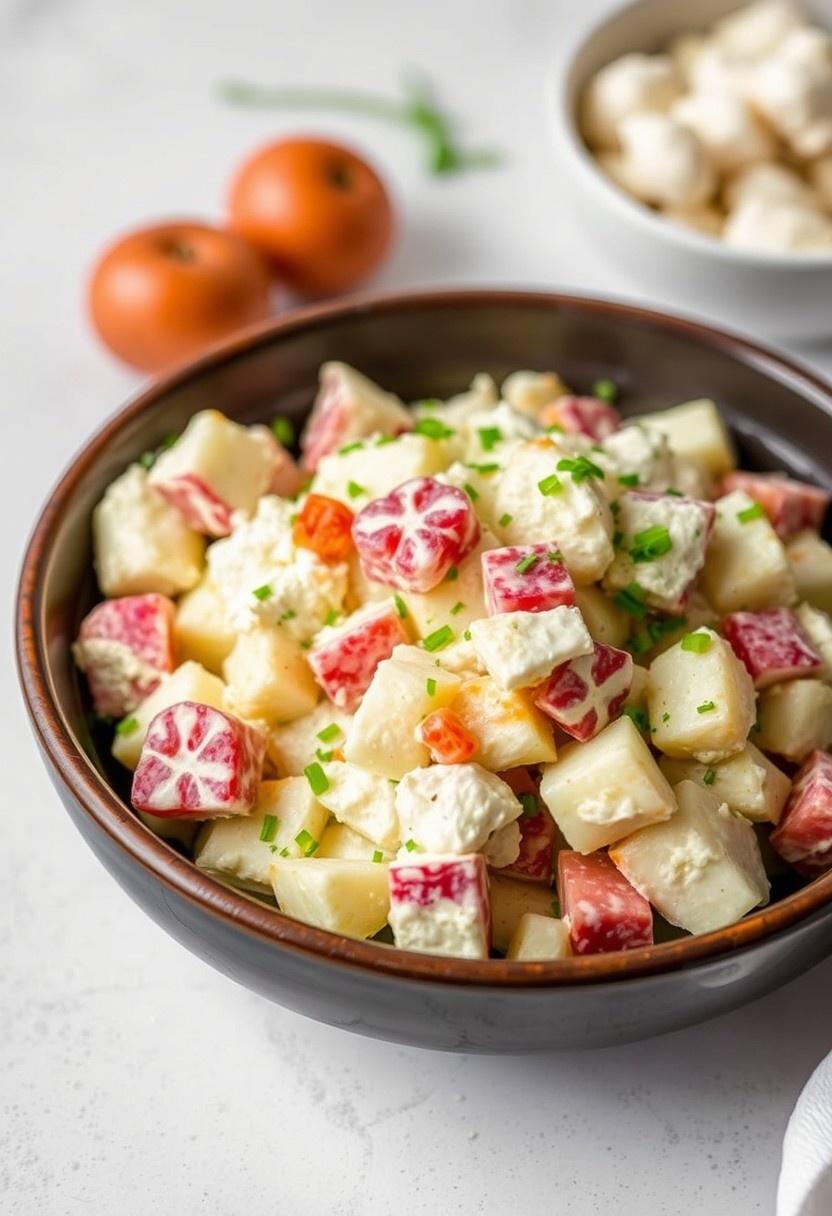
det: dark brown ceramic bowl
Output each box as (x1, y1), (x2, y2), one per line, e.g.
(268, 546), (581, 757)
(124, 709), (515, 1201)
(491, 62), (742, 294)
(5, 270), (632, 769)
(16, 289), (832, 1052)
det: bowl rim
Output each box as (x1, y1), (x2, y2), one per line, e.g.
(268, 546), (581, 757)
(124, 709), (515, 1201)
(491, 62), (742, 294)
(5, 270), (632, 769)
(16, 285), (832, 989)
(550, 0), (832, 271)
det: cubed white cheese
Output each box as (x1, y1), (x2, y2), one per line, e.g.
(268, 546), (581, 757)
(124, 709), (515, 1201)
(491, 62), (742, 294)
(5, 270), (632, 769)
(702, 490), (795, 613)
(469, 605), (593, 690)
(659, 742), (791, 824)
(269, 858), (390, 940)
(597, 424), (675, 493)
(316, 761), (400, 849)
(395, 763), (521, 854)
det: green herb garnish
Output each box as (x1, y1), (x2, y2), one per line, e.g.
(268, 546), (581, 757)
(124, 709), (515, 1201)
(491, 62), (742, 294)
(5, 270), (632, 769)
(515, 553), (539, 575)
(592, 378), (618, 403)
(618, 473), (639, 487)
(614, 582), (648, 619)
(259, 815), (278, 843)
(394, 594), (408, 619)
(414, 416), (456, 439)
(422, 625), (454, 653)
(346, 480), (366, 499)
(697, 701), (716, 714)
(499, 512), (513, 528)
(372, 850), (384, 863)
(446, 566), (459, 582)
(557, 455), (604, 483)
(681, 631), (712, 654)
(737, 501), (765, 523)
(538, 473), (563, 497)
(478, 426), (502, 451)
(630, 524), (673, 563)
(426, 677), (437, 696)
(703, 768), (717, 786)
(115, 716), (139, 737)
(519, 792), (538, 818)
(338, 440), (364, 455)
(622, 705), (649, 732)
(450, 601), (465, 616)
(462, 482), (479, 502)
(272, 417), (295, 447)
(324, 609), (339, 627)
(252, 584), (272, 601)
(295, 829), (319, 857)
(304, 762), (329, 796)
(404, 839), (420, 853)
(317, 723), (342, 743)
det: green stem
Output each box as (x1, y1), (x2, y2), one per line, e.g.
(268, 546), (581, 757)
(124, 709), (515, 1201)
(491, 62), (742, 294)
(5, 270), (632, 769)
(219, 81), (409, 125)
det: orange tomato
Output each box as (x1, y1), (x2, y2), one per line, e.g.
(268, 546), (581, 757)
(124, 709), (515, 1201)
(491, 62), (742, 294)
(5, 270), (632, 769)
(417, 709), (478, 765)
(293, 493), (355, 562)
(88, 221), (272, 372)
(227, 138), (394, 295)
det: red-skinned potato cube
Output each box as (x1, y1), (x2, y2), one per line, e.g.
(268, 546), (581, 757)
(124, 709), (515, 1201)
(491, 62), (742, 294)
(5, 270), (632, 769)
(482, 544), (576, 615)
(300, 363), (412, 472)
(492, 768), (557, 884)
(722, 609), (823, 689)
(249, 425), (305, 499)
(558, 850), (653, 954)
(131, 701), (265, 819)
(307, 601), (409, 712)
(771, 750), (832, 875)
(417, 708), (479, 764)
(389, 853), (490, 959)
(722, 472), (829, 539)
(152, 472), (234, 537)
(74, 593), (175, 719)
(533, 642), (633, 741)
(539, 395), (621, 440)
(352, 476), (480, 593)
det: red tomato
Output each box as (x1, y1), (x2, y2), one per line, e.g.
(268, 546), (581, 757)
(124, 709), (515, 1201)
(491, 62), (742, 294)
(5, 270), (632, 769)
(227, 138), (394, 295)
(418, 709), (478, 765)
(293, 493), (355, 562)
(89, 221), (272, 372)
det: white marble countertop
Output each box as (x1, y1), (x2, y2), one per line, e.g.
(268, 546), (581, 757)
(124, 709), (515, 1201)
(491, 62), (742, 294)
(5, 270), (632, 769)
(3, 1), (832, 1212)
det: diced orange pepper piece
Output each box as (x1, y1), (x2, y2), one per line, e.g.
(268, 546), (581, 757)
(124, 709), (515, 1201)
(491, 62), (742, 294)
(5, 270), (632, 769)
(293, 493), (355, 563)
(417, 708), (478, 765)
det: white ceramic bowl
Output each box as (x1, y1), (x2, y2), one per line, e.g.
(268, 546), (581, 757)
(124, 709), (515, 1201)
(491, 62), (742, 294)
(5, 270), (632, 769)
(552, 0), (832, 341)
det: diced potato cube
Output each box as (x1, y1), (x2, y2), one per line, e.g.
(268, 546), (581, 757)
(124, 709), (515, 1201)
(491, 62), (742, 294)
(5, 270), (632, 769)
(701, 490), (795, 613)
(317, 822), (392, 862)
(610, 780), (769, 935)
(659, 742), (791, 824)
(539, 716), (676, 852)
(648, 627), (756, 761)
(506, 913), (572, 960)
(316, 761), (400, 849)
(403, 529), (498, 637)
(112, 660), (226, 770)
(490, 877), (559, 953)
(796, 602), (832, 681)
(344, 655), (460, 779)
(267, 703), (353, 776)
(93, 465), (205, 599)
(174, 579), (236, 674)
(312, 433), (452, 506)
(269, 858), (390, 940)
(501, 370), (569, 419)
(451, 677), (558, 770)
(633, 398), (735, 478)
(787, 531), (832, 614)
(224, 626), (319, 724)
(195, 777), (329, 891)
(756, 679), (832, 762)
(574, 584), (630, 647)
(628, 664), (650, 709)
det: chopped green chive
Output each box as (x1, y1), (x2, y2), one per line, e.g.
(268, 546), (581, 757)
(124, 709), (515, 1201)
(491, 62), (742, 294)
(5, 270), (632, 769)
(338, 440), (364, 455)
(280, 609), (297, 622)
(372, 850), (384, 863)
(404, 839), (419, 853)
(697, 701), (716, 715)
(622, 705), (649, 732)
(272, 417), (295, 447)
(446, 566), (459, 582)
(737, 501), (765, 523)
(613, 529), (624, 550)
(618, 473), (640, 487)
(592, 377), (618, 403)
(703, 768), (717, 786)
(665, 487), (683, 497)
(426, 677), (437, 696)
(300, 640), (312, 650)
(615, 582), (648, 619)
(545, 423), (564, 434)
(304, 762), (329, 796)
(115, 716), (139, 737)
(661, 712), (670, 723)
(252, 584), (272, 601)
(538, 473), (563, 496)
(463, 628), (472, 641)
(449, 601), (465, 616)
(415, 398), (441, 411)
(681, 631), (712, 654)
(414, 417), (455, 439)
(295, 829), (319, 857)
(422, 625), (454, 652)
(324, 609), (339, 627)
(465, 462), (500, 474)
(610, 499), (621, 519)
(630, 524), (673, 563)
(315, 748), (334, 762)
(519, 792), (538, 818)
(138, 450), (156, 470)
(375, 432), (396, 446)
(317, 723), (342, 743)
(550, 898), (561, 917)
(478, 426), (502, 451)
(269, 844), (279, 853)
(346, 480), (366, 499)
(463, 482), (479, 502)
(516, 553), (539, 575)
(627, 629), (653, 656)
(259, 815), (278, 843)
(498, 512), (513, 528)
(393, 594), (408, 620)
(557, 455), (604, 483)
(547, 550), (564, 563)
(279, 847), (290, 858)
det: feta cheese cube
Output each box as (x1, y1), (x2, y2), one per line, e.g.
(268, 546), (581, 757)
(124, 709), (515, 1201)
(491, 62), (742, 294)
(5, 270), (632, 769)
(454, 402), (540, 464)
(722, 608), (823, 688)
(632, 398), (735, 479)
(796, 602), (832, 681)
(223, 626), (319, 724)
(659, 742), (791, 824)
(269, 858), (390, 940)
(771, 750), (832, 875)
(702, 490), (796, 613)
(506, 913), (572, 960)
(558, 850), (653, 954)
(756, 679), (832, 762)
(787, 530), (832, 614)
(395, 763), (521, 854)
(470, 605), (593, 690)
(648, 627), (756, 761)
(267, 703), (352, 776)
(489, 875), (561, 952)
(300, 361), (412, 472)
(174, 579), (236, 675)
(451, 677), (558, 770)
(112, 660), (226, 770)
(610, 780), (770, 935)
(93, 465), (205, 599)
(540, 716), (676, 852)
(315, 761), (400, 849)
(388, 854), (490, 960)
(596, 424), (675, 493)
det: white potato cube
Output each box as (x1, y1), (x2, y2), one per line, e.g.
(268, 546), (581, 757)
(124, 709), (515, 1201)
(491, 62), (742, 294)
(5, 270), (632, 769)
(451, 677), (558, 770)
(395, 763), (521, 854)
(539, 716), (676, 853)
(269, 858), (390, 940)
(574, 584), (630, 648)
(317, 823), (392, 862)
(403, 528), (498, 637)
(490, 877), (559, 953)
(610, 780), (769, 935)
(312, 432), (452, 507)
(648, 627), (756, 762)
(659, 742), (791, 824)
(316, 761), (400, 849)
(174, 579), (236, 674)
(506, 913), (571, 961)
(93, 465), (205, 599)
(501, 370), (569, 419)
(796, 602), (832, 681)
(195, 777), (329, 891)
(223, 626), (319, 725)
(633, 399), (735, 479)
(756, 679), (832, 761)
(440, 460), (503, 533)
(493, 440), (614, 584)
(267, 702), (353, 776)
(469, 606), (592, 691)
(787, 531), (832, 614)
(702, 491), (795, 613)
(344, 655), (460, 778)
(111, 660), (226, 770)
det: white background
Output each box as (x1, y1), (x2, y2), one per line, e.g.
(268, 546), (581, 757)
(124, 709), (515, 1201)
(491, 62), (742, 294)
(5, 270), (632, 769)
(3, 1), (832, 1213)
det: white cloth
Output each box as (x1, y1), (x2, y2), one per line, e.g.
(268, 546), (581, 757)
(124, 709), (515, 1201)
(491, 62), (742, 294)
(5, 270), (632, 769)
(778, 1051), (832, 1215)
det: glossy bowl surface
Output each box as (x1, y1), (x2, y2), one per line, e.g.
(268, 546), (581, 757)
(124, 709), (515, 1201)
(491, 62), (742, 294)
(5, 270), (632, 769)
(552, 0), (832, 341)
(16, 289), (832, 1051)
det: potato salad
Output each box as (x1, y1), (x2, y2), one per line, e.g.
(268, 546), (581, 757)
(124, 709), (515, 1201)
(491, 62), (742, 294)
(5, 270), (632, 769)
(74, 361), (832, 962)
